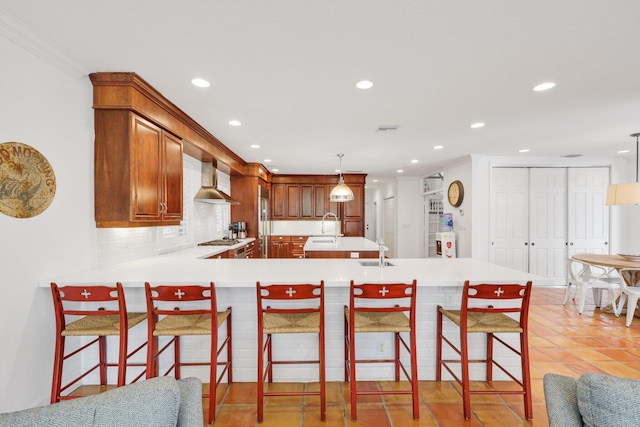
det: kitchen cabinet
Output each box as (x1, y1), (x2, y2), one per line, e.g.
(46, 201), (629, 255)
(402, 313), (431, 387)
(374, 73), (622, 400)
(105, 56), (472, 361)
(290, 236), (308, 259)
(94, 111), (183, 227)
(269, 236), (291, 258)
(230, 164), (272, 241)
(270, 175), (365, 236)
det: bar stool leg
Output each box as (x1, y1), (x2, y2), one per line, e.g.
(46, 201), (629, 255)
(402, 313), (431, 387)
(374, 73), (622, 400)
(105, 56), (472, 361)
(435, 310), (443, 381)
(208, 325), (218, 425)
(394, 332), (401, 381)
(521, 333), (533, 419)
(267, 333), (273, 383)
(320, 324), (326, 421)
(227, 313), (233, 383)
(174, 337), (181, 379)
(257, 329), (264, 423)
(410, 329), (419, 420)
(51, 336), (65, 403)
(349, 324), (357, 421)
(460, 326), (471, 420)
(99, 336), (107, 385)
(118, 329), (128, 387)
(486, 332), (494, 381)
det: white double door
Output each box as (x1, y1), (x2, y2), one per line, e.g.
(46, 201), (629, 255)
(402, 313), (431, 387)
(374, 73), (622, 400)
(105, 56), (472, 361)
(490, 167), (609, 283)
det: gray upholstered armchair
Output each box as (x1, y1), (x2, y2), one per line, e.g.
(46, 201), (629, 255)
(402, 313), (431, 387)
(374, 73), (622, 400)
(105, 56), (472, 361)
(544, 372), (640, 427)
(0, 376), (203, 427)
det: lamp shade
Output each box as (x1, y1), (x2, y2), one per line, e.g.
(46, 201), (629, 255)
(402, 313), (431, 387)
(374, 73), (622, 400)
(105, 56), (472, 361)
(606, 182), (640, 205)
(329, 177), (354, 202)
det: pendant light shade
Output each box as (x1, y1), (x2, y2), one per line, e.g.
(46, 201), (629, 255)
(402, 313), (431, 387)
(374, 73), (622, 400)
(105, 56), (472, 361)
(606, 133), (640, 205)
(329, 154), (354, 202)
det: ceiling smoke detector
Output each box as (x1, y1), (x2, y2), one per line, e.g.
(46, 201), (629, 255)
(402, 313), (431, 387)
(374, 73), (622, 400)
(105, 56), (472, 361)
(377, 125), (400, 132)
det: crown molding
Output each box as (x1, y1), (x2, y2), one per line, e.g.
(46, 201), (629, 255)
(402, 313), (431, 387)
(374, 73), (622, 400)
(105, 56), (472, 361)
(0, 8), (89, 78)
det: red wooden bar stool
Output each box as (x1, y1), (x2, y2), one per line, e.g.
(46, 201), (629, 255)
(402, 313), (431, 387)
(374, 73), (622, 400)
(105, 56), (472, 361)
(50, 282), (147, 403)
(436, 280), (533, 420)
(256, 281), (325, 423)
(145, 282), (232, 425)
(344, 280), (419, 421)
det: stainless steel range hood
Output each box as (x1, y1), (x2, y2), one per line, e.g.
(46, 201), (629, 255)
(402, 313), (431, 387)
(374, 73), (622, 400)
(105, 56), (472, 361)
(194, 161), (240, 205)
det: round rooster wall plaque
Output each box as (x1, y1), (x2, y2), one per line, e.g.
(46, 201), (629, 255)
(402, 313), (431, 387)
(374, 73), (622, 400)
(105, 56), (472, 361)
(0, 142), (56, 218)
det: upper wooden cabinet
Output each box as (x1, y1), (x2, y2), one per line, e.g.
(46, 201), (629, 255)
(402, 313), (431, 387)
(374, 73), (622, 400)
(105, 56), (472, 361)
(95, 111), (183, 227)
(270, 174), (366, 236)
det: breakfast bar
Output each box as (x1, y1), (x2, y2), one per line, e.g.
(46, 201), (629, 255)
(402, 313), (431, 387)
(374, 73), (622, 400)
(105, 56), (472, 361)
(39, 247), (549, 385)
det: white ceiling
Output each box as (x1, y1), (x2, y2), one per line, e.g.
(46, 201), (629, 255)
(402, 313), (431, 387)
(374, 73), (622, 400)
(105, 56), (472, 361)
(3, 1), (640, 182)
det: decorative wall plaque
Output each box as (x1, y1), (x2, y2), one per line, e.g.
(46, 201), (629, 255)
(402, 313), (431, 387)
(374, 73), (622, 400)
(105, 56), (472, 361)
(0, 142), (56, 218)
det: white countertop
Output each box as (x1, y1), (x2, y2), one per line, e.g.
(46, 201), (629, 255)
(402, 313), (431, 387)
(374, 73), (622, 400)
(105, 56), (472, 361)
(303, 236), (383, 252)
(39, 244), (550, 288)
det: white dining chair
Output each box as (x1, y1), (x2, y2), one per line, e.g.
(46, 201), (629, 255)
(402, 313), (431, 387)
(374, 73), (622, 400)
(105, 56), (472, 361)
(564, 258), (620, 315)
(613, 268), (640, 327)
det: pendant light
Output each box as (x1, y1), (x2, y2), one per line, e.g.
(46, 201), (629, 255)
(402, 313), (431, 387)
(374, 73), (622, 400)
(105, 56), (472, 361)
(329, 154), (354, 202)
(606, 133), (640, 205)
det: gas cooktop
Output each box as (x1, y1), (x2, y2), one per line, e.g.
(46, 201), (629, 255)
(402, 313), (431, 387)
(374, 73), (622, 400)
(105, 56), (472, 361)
(198, 239), (240, 246)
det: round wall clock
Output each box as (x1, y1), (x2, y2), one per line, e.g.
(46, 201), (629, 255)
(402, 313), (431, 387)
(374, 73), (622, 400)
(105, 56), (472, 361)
(0, 142), (56, 218)
(447, 180), (464, 207)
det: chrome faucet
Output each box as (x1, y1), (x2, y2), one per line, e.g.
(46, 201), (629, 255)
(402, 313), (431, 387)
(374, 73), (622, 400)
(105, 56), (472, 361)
(378, 239), (385, 268)
(321, 212), (338, 239)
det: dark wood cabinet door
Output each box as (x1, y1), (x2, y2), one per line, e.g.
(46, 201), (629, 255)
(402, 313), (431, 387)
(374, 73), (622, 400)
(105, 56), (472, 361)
(343, 184), (364, 218)
(301, 185), (313, 218)
(314, 185), (327, 218)
(343, 219), (364, 237)
(286, 185), (300, 219)
(162, 132), (183, 220)
(325, 185), (340, 218)
(271, 184), (286, 219)
(131, 115), (163, 221)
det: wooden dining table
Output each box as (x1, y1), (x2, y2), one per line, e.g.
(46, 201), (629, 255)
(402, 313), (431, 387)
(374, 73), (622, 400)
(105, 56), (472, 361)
(572, 253), (640, 315)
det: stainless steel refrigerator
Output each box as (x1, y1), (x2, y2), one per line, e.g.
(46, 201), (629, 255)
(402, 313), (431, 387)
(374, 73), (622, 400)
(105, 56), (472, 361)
(258, 185), (270, 258)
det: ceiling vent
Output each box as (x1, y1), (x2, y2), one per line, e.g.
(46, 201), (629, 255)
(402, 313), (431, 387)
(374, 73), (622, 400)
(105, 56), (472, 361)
(377, 125), (400, 132)
(564, 154), (583, 158)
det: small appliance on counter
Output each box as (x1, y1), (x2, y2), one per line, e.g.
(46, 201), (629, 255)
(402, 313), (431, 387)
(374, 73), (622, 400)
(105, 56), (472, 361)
(231, 222), (247, 239)
(435, 232), (456, 258)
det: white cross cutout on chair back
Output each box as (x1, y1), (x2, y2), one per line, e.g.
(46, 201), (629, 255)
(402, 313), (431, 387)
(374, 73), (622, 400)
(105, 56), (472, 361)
(494, 287), (504, 297)
(81, 289), (91, 299)
(286, 287), (296, 297)
(175, 289), (185, 299)
(379, 286), (390, 296)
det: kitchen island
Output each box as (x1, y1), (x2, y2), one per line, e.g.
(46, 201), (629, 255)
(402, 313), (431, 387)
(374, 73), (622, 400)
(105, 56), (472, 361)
(303, 236), (384, 259)
(39, 247), (549, 385)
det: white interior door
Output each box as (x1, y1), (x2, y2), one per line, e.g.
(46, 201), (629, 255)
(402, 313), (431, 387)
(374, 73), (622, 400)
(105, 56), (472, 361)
(364, 201), (375, 242)
(529, 168), (567, 281)
(567, 168), (610, 256)
(384, 197), (396, 258)
(490, 168), (529, 272)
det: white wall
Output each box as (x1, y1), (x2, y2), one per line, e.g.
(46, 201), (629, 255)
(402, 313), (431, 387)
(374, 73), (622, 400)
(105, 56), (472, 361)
(0, 36), (95, 411)
(395, 176), (421, 258)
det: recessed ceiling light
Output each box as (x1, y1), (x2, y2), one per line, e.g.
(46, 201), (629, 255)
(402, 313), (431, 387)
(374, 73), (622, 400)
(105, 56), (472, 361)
(470, 122), (485, 129)
(519, 149), (530, 153)
(618, 150), (630, 154)
(272, 168), (279, 172)
(264, 159), (271, 163)
(410, 159), (419, 164)
(356, 80), (374, 89)
(373, 179), (378, 183)
(228, 120), (242, 126)
(191, 78), (210, 88)
(433, 145), (444, 150)
(251, 144), (260, 149)
(397, 169), (404, 173)
(335, 169), (341, 173)
(533, 82), (556, 92)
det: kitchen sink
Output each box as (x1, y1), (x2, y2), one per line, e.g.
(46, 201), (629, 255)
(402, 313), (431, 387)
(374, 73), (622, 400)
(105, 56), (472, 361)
(358, 260), (395, 267)
(310, 237), (336, 243)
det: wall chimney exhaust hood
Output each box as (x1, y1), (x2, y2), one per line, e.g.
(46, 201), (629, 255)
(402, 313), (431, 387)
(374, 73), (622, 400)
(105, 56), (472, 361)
(194, 161), (240, 205)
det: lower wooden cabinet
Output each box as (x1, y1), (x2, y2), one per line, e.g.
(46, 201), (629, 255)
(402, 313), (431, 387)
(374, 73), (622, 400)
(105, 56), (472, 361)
(269, 235), (308, 258)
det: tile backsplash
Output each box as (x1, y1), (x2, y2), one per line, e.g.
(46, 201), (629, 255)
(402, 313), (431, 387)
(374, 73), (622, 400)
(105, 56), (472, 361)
(96, 155), (230, 267)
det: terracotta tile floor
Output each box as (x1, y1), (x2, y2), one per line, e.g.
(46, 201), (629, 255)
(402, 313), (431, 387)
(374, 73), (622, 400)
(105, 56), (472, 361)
(205, 287), (640, 426)
(75, 287), (640, 426)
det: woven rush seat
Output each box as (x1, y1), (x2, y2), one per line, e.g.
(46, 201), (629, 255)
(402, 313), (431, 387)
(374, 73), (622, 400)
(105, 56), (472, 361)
(50, 283), (148, 404)
(438, 309), (523, 333)
(262, 312), (320, 334)
(344, 280), (419, 421)
(63, 312), (147, 336)
(436, 280), (533, 420)
(257, 281), (326, 422)
(344, 307), (411, 332)
(145, 282), (232, 425)
(152, 309), (231, 336)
